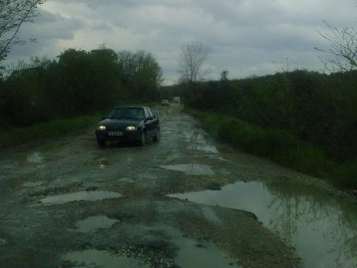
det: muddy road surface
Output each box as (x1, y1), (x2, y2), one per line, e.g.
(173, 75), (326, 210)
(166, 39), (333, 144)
(0, 105), (301, 268)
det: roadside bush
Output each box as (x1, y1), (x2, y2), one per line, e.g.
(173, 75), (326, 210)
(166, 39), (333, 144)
(0, 116), (98, 148)
(332, 158), (357, 189)
(281, 145), (330, 177)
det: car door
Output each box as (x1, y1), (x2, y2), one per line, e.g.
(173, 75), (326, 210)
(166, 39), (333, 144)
(144, 108), (156, 137)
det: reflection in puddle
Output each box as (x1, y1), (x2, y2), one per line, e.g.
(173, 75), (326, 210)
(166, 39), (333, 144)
(187, 144), (218, 153)
(27, 152), (44, 163)
(41, 191), (122, 205)
(174, 237), (241, 268)
(168, 181), (357, 268)
(23, 181), (46, 187)
(75, 216), (119, 232)
(61, 249), (146, 268)
(191, 131), (206, 143)
(98, 158), (109, 169)
(0, 238), (7, 246)
(160, 164), (214, 175)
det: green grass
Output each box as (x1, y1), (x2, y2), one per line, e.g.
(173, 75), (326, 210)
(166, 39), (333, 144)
(187, 109), (355, 190)
(0, 115), (99, 149)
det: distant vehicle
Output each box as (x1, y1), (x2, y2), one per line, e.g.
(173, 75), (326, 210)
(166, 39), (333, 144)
(95, 106), (160, 147)
(161, 99), (170, 106)
(173, 96), (181, 104)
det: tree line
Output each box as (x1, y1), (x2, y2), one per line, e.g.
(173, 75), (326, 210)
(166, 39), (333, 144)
(173, 69), (357, 163)
(0, 47), (163, 128)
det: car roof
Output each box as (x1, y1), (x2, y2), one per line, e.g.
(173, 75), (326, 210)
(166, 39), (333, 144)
(114, 106), (148, 109)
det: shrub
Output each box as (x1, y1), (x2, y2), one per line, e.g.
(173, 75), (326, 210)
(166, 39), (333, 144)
(332, 158), (357, 189)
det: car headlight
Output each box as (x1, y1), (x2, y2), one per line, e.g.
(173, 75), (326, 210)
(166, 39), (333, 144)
(126, 126), (137, 131)
(97, 125), (106, 131)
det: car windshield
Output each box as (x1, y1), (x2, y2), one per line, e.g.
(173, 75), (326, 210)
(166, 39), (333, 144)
(108, 107), (144, 120)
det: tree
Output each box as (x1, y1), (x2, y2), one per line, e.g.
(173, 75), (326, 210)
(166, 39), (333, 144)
(0, 0), (45, 61)
(315, 21), (357, 71)
(178, 40), (211, 83)
(117, 50), (163, 101)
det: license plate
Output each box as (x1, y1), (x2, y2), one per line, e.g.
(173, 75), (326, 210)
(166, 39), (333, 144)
(108, 131), (123, 136)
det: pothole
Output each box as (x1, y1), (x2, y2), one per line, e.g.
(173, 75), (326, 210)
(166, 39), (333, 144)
(40, 191), (122, 205)
(27, 152), (44, 163)
(187, 144), (218, 153)
(160, 164), (214, 175)
(61, 249), (147, 268)
(23, 181), (46, 187)
(74, 216), (119, 233)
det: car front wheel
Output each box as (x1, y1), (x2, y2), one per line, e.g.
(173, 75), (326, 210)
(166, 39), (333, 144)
(139, 131), (146, 146)
(97, 137), (106, 147)
(153, 128), (160, 142)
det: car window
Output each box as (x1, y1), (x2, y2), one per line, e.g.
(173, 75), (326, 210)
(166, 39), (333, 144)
(144, 108), (150, 118)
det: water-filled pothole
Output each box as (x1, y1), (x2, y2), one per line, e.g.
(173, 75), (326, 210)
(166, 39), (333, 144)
(74, 216), (119, 232)
(168, 181), (357, 268)
(160, 164), (214, 175)
(41, 191), (122, 205)
(23, 181), (46, 187)
(187, 144), (218, 153)
(27, 152), (44, 163)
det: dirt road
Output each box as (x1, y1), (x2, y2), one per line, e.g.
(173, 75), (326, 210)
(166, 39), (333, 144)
(0, 104), (300, 268)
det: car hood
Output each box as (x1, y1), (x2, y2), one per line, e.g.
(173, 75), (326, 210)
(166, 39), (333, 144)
(98, 118), (141, 128)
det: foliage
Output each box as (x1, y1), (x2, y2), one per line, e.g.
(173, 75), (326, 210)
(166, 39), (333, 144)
(171, 69), (356, 188)
(0, 115), (98, 148)
(176, 69), (357, 163)
(0, 0), (45, 61)
(187, 109), (347, 188)
(0, 47), (163, 129)
(315, 21), (357, 72)
(117, 50), (163, 101)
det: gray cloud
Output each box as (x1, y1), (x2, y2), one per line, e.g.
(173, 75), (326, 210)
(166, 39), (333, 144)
(4, 0), (357, 83)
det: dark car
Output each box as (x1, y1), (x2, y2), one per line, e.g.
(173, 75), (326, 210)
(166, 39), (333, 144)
(95, 106), (160, 147)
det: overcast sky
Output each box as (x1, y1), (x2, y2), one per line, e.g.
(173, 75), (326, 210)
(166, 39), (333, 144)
(5, 0), (357, 84)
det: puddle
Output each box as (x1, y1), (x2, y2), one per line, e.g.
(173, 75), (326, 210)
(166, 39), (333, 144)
(74, 216), (119, 232)
(174, 237), (241, 268)
(61, 249), (146, 268)
(0, 238), (7, 246)
(190, 131), (206, 143)
(187, 144), (219, 153)
(160, 164), (214, 175)
(23, 181), (46, 187)
(168, 181), (357, 268)
(41, 191), (122, 205)
(27, 152), (44, 163)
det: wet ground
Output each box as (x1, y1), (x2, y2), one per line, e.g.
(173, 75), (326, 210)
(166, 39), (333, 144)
(0, 104), (356, 267)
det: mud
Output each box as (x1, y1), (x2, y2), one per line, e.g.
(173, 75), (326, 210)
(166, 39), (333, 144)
(0, 104), (314, 268)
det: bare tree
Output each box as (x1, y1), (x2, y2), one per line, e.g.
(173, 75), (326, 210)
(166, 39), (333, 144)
(315, 21), (357, 72)
(178, 40), (211, 83)
(0, 0), (45, 61)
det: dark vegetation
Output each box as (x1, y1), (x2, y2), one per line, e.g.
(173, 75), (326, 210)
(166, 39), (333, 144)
(0, 47), (163, 129)
(165, 70), (357, 189)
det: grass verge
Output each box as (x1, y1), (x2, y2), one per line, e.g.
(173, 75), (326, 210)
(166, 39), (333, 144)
(0, 115), (99, 149)
(187, 109), (356, 190)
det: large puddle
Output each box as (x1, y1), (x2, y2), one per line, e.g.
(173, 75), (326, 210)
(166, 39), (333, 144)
(160, 164), (214, 175)
(74, 216), (119, 233)
(41, 191), (122, 205)
(168, 181), (357, 268)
